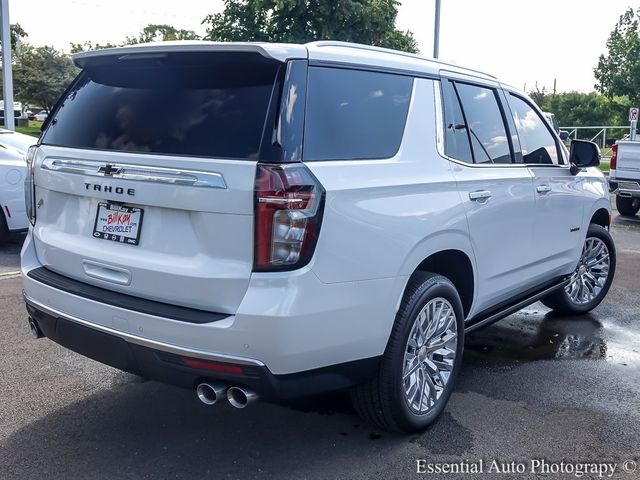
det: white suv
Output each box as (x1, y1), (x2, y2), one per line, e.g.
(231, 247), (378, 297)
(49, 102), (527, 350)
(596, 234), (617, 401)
(21, 41), (615, 432)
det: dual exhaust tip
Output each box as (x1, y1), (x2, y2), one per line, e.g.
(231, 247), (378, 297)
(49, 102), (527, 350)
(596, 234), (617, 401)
(196, 382), (258, 409)
(28, 317), (44, 339)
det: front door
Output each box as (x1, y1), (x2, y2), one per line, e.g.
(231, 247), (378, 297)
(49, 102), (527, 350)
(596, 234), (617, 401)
(441, 79), (538, 315)
(505, 93), (584, 280)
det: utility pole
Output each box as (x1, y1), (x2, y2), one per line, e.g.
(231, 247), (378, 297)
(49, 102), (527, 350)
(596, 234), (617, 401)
(1, 0), (14, 131)
(433, 0), (441, 58)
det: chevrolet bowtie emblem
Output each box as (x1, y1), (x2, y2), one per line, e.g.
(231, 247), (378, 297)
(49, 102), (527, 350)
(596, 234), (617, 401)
(98, 164), (122, 176)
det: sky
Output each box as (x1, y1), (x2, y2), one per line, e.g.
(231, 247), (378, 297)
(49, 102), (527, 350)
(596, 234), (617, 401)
(7, 0), (637, 93)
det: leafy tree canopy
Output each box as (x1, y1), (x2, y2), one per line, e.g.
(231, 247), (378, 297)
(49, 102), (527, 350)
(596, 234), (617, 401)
(69, 41), (119, 54)
(6, 23), (199, 109)
(70, 24), (200, 53)
(203, 0), (418, 53)
(0, 23), (28, 58)
(10, 23), (28, 50)
(594, 8), (640, 105)
(12, 45), (77, 111)
(535, 91), (630, 127)
(126, 24), (200, 44)
(529, 89), (631, 142)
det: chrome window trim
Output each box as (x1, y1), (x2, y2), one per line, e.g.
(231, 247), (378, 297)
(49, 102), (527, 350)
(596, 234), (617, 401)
(433, 80), (570, 171)
(433, 80), (446, 156)
(23, 291), (264, 367)
(41, 158), (228, 189)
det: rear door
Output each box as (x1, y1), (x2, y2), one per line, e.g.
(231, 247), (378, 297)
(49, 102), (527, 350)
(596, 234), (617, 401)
(32, 51), (286, 314)
(505, 92), (584, 277)
(442, 79), (537, 314)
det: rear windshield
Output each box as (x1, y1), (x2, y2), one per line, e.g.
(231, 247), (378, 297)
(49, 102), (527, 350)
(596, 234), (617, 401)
(41, 52), (280, 159)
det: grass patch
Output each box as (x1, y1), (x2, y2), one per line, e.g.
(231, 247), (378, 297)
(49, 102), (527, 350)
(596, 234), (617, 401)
(15, 120), (42, 138)
(599, 159), (610, 174)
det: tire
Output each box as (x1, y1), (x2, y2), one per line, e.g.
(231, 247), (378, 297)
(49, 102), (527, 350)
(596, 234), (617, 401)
(350, 272), (465, 433)
(616, 195), (640, 217)
(541, 224), (616, 315)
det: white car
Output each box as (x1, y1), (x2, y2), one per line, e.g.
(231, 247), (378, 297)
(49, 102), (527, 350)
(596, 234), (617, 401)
(21, 41), (615, 432)
(0, 129), (37, 242)
(34, 111), (48, 122)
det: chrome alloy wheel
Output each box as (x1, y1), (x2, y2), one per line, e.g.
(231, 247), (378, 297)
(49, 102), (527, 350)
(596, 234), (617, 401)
(403, 297), (457, 414)
(565, 237), (610, 305)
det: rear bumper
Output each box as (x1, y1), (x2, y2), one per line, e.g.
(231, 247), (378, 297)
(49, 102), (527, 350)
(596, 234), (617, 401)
(25, 293), (380, 399)
(609, 177), (640, 198)
(21, 230), (400, 389)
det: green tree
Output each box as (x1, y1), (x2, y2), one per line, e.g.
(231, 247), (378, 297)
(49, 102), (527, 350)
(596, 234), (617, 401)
(10, 23), (28, 51)
(594, 8), (640, 104)
(528, 84), (548, 107)
(12, 45), (77, 111)
(530, 91), (631, 141)
(203, 0), (418, 53)
(126, 24), (200, 44)
(69, 41), (119, 54)
(0, 23), (28, 59)
(539, 92), (627, 127)
(69, 24), (200, 53)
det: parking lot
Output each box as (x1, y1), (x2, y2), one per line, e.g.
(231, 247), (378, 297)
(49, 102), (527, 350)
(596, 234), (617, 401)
(0, 215), (639, 480)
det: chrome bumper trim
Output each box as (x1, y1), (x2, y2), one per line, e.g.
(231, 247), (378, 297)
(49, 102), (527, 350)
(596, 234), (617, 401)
(23, 291), (265, 367)
(609, 179), (640, 196)
(41, 158), (227, 189)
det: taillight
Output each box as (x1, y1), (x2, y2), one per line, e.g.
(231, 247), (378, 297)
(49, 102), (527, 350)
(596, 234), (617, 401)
(254, 164), (325, 271)
(610, 143), (617, 170)
(24, 146), (37, 226)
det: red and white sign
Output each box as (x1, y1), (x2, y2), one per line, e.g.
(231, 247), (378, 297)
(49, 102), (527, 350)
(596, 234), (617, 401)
(630, 107), (639, 122)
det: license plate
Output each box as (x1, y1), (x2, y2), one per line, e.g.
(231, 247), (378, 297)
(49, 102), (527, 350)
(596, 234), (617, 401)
(93, 202), (143, 245)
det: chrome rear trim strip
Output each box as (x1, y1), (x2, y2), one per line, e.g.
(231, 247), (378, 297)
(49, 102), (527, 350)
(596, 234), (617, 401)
(23, 291), (264, 367)
(41, 158), (227, 189)
(618, 181), (640, 192)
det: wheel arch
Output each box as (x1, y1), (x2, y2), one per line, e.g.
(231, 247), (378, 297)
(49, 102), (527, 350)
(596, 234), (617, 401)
(398, 232), (476, 319)
(413, 250), (474, 317)
(590, 207), (610, 229)
(583, 194), (611, 230)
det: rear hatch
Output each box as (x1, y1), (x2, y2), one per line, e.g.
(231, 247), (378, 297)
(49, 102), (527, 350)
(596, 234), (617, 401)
(31, 48), (291, 314)
(615, 140), (640, 181)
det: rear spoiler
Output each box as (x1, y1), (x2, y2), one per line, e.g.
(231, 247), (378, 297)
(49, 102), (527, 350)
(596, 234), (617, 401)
(73, 41), (308, 68)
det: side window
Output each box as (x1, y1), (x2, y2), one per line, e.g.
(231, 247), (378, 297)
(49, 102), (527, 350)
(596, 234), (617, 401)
(303, 67), (413, 161)
(454, 82), (513, 164)
(442, 80), (473, 163)
(508, 94), (560, 165)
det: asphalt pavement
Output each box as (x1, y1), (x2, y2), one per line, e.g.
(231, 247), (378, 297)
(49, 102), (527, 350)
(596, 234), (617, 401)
(0, 216), (638, 480)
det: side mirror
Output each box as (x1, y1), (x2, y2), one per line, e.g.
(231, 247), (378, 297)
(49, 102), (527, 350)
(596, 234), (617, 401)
(569, 139), (600, 174)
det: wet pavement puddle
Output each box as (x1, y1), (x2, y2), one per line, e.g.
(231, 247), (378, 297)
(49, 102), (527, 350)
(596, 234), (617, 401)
(465, 305), (638, 365)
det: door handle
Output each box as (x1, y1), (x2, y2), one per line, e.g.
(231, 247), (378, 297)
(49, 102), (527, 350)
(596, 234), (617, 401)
(469, 190), (492, 201)
(536, 184), (552, 194)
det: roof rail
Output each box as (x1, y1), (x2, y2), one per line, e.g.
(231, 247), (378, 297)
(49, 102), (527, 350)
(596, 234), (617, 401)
(305, 41), (496, 79)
